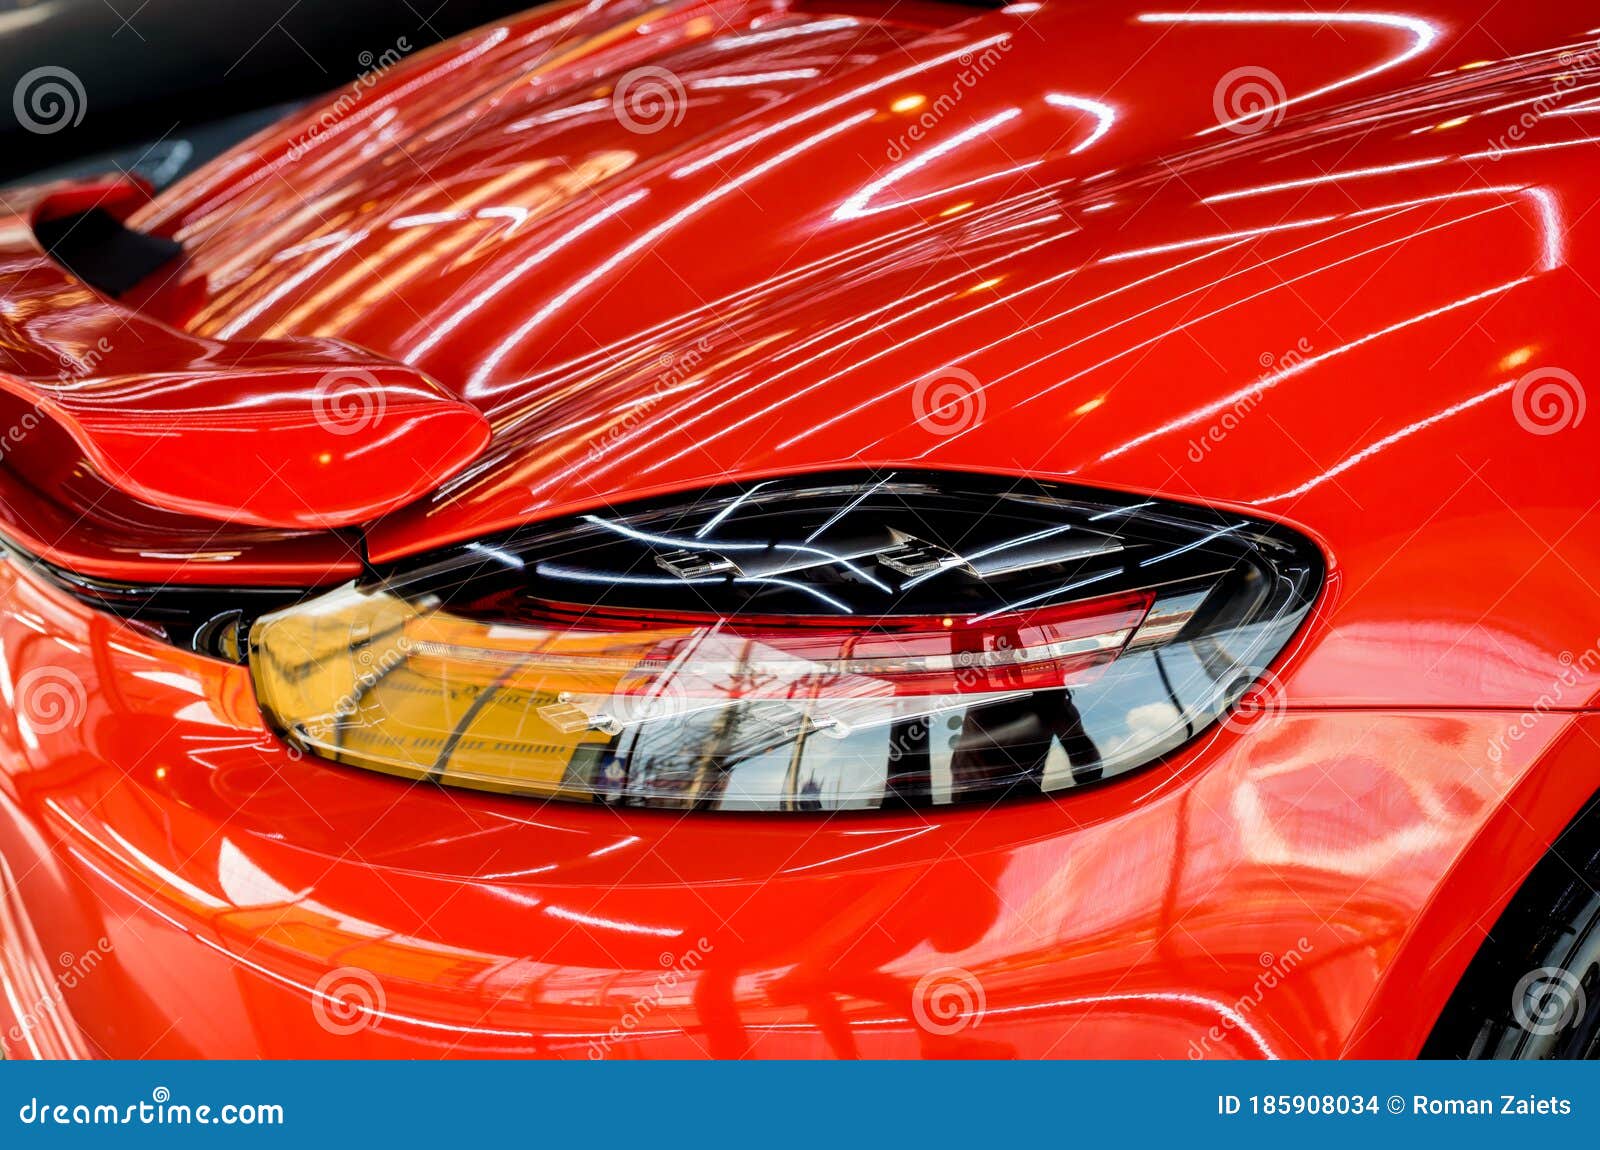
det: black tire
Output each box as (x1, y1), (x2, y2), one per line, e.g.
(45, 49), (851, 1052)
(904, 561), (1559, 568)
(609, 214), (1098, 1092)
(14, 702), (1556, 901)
(1425, 793), (1600, 1059)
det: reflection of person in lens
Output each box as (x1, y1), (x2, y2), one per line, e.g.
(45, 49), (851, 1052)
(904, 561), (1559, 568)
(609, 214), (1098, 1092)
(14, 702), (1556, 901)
(693, 852), (1015, 1058)
(949, 689), (1103, 795)
(941, 617), (1105, 797)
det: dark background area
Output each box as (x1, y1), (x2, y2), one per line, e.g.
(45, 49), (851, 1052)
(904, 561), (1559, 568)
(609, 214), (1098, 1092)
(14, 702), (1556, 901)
(0, 0), (537, 186)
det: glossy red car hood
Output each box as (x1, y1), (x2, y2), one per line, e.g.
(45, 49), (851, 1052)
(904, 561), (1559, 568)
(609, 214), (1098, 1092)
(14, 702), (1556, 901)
(96, 0), (1600, 705)
(124, 1), (1592, 537)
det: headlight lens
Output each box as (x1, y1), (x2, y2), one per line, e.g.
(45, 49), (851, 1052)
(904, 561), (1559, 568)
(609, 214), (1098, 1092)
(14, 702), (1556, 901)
(249, 474), (1322, 811)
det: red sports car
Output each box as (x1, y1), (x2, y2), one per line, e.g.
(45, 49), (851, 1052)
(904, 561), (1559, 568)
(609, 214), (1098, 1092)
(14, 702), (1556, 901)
(1, 0), (1596, 1060)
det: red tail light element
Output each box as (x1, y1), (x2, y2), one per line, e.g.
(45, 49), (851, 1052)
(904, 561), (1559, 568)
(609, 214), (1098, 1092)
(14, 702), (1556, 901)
(249, 474), (1323, 810)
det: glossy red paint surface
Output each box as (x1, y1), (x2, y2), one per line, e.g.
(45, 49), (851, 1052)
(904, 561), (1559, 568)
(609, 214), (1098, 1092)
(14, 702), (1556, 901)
(0, 183), (489, 532)
(0, 561), (1595, 1058)
(0, 0), (1598, 1058)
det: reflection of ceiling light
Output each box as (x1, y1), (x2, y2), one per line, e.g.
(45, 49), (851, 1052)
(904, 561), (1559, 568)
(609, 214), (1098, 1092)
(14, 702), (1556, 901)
(890, 94), (926, 113)
(1458, 60), (1494, 71)
(939, 200), (975, 218)
(1500, 346), (1535, 371)
(1435, 116), (1471, 130)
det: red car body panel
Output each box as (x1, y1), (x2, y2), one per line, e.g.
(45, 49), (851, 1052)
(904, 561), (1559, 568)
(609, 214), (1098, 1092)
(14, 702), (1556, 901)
(0, 0), (1597, 1057)
(0, 181), (490, 533)
(0, 565), (1596, 1058)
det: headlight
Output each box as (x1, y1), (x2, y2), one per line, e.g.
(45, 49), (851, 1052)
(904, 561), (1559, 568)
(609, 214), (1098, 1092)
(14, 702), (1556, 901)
(249, 473), (1322, 811)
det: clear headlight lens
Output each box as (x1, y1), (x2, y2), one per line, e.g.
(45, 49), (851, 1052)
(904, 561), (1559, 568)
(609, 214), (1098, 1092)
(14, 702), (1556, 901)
(249, 474), (1322, 811)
